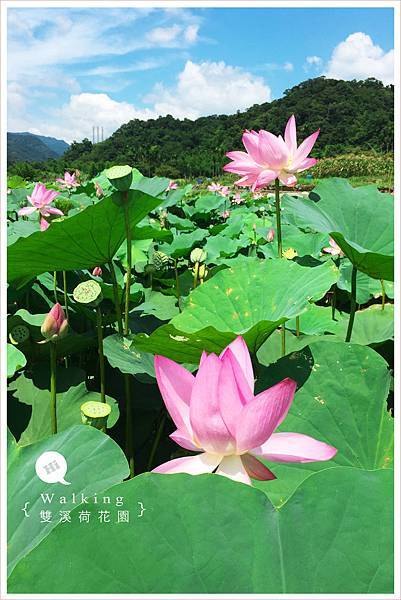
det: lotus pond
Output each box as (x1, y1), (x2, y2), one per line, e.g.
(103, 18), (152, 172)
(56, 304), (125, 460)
(7, 133), (394, 593)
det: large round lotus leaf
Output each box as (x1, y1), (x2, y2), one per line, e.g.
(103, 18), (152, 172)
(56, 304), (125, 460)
(7, 425), (129, 576)
(8, 190), (164, 288)
(255, 341), (393, 506)
(8, 367), (120, 445)
(138, 258), (338, 358)
(282, 178), (394, 280)
(8, 467), (393, 594)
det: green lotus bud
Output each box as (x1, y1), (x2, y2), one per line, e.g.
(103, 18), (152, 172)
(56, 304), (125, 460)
(9, 325), (30, 345)
(190, 248), (207, 264)
(81, 401), (111, 430)
(104, 165), (132, 191)
(153, 251), (171, 272)
(73, 280), (103, 307)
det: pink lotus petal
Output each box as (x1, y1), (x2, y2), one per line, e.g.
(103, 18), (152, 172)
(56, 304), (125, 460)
(251, 432), (337, 463)
(278, 172), (297, 187)
(154, 356), (194, 436)
(18, 206), (37, 216)
(235, 378), (297, 453)
(252, 169), (277, 191)
(292, 157), (317, 172)
(40, 218), (50, 231)
(215, 455), (251, 486)
(189, 353), (235, 454)
(284, 115), (297, 156)
(258, 130), (289, 168)
(216, 351), (246, 437)
(169, 429), (202, 452)
(292, 129), (320, 169)
(242, 131), (262, 163)
(220, 336), (254, 394)
(45, 206), (64, 216)
(241, 453), (276, 480)
(152, 452), (222, 475)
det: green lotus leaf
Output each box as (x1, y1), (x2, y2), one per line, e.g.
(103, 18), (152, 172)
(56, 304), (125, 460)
(282, 178), (394, 280)
(7, 425), (129, 576)
(8, 190), (164, 288)
(7, 344), (27, 378)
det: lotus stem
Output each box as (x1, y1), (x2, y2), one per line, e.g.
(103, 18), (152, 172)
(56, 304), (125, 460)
(123, 191), (132, 336)
(53, 271), (58, 303)
(96, 306), (106, 403)
(147, 411), (167, 471)
(331, 286), (337, 321)
(174, 259), (182, 312)
(345, 265), (357, 342)
(49, 342), (57, 434)
(275, 179), (286, 355)
(380, 279), (386, 310)
(296, 316), (300, 337)
(124, 374), (134, 478)
(274, 178), (283, 259)
(108, 260), (123, 335)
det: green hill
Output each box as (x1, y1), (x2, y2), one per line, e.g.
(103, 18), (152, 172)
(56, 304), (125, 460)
(8, 77), (393, 179)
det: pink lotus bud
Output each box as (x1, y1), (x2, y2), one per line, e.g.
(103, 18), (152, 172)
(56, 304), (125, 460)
(267, 228), (275, 242)
(41, 303), (68, 342)
(92, 266), (103, 277)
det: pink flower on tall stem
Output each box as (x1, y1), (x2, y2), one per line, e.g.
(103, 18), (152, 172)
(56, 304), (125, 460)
(152, 336), (337, 485)
(232, 192), (244, 205)
(17, 183), (63, 231)
(92, 266), (103, 277)
(267, 228), (275, 242)
(323, 237), (344, 257)
(224, 115), (320, 190)
(221, 209), (230, 219)
(56, 171), (79, 190)
(94, 181), (104, 198)
(166, 180), (178, 191)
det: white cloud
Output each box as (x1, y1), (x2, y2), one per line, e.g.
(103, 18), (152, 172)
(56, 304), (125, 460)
(146, 24), (182, 45)
(306, 55), (322, 66)
(259, 61), (294, 72)
(283, 62), (294, 72)
(25, 60), (271, 142)
(145, 60), (271, 119)
(184, 24), (199, 43)
(34, 93), (157, 142)
(324, 32), (394, 84)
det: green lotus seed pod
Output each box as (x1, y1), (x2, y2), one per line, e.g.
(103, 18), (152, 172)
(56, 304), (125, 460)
(9, 325), (30, 345)
(104, 165), (133, 191)
(81, 401), (111, 430)
(73, 280), (103, 307)
(152, 251), (171, 272)
(190, 248), (207, 264)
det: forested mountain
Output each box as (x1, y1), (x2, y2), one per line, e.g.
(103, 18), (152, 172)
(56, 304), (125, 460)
(8, 77), (393, 179)
(7, 132), (69, 163)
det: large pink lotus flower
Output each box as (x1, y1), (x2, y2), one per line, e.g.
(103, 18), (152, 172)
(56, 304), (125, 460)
(152, 336), (337, 485)
(40, 303), (68, 343)
(18, 183), (63, 231)
(323, 237), (344, 257)
(224, 115), (320, 190)
(56, 171), (79, 190)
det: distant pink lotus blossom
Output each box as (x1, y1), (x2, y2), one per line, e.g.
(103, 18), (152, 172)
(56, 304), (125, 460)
(92, 266), (103, 277)
(94, 181), (104, 198)
(207, 182), (223, 193)
(18, 183), (63, 231)
(267, 228), (275, 242)
(224, 115), (320, 190)
(323, 237), (344, 257)
(252, 191), (264, 200)
(166, 180), (178, 191)
(152, 336), (337, 485)
(232, 192), (244, 205)
(218, 186), (230, 197)
(221, 210), (230, 219)
(41, 303), (68, 342)
(56, 171), (79, 190)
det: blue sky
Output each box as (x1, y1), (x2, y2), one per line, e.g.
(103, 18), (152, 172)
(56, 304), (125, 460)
(7, 5), (394, 142)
